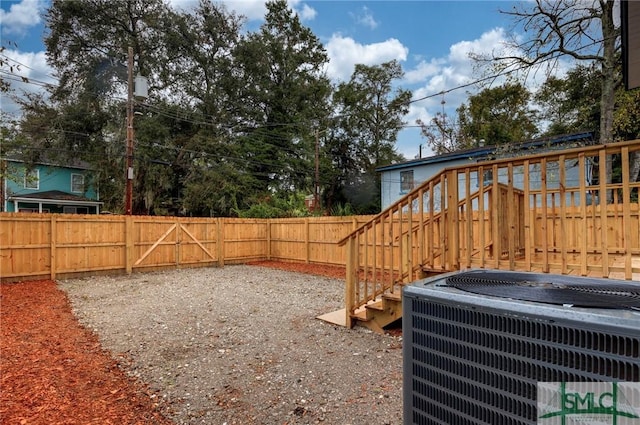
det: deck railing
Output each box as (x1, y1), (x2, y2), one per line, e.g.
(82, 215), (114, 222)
(339, 140), (640, 327)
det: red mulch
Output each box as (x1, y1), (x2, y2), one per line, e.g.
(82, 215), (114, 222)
(0, 280), (171, 425)
(0, 262), (347, 424)
(246, 260), (347, 279)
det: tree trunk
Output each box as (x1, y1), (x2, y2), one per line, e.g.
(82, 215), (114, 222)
(599, 0), (617, 202)
(631, 151), (640, 183)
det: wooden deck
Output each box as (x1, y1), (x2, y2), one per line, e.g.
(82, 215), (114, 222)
(336, 140), (640, 331)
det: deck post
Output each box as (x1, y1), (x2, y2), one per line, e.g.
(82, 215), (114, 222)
(446, 170), (460, 270)
(599, 149), (609, 277)
(402, 233), (410, 282)
(345, 236), (356, 328)
(621, 147), (632, 279)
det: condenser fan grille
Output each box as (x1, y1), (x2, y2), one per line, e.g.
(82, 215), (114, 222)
(446, 271), (640, 309)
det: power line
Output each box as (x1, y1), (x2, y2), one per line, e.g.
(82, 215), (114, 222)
(0, 53), (59, 81)
(407, 39), (604, 105)
(0, 71), (54, 89)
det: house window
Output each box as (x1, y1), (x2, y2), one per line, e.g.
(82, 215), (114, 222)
(482, 169), (493, 186)
(400, 170), (414, 193)
(24, 169), (39, 189)
(63, 206), (89, 214)
(71, 174), (85, 193)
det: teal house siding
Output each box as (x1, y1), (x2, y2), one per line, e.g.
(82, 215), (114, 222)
(2, 160), (102, 214)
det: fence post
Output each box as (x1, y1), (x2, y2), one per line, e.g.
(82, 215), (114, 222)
(266, 219), (271, 261)
(175, 218), (181, 268)
(50, 215), (56, 280)
(125, 216), (134, 274)
(217, 218), (224, 267)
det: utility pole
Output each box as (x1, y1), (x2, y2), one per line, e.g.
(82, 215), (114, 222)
(314, 128), (320, 212)
(125, 47), (134, 215)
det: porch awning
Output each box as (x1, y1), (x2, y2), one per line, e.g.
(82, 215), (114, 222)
(8, 190), (103, 211)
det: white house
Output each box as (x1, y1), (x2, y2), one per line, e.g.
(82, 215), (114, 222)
(377, 132), (594, 210)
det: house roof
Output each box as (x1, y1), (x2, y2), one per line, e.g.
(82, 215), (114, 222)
(8, 190), (103, 206)
(2, 155), (93, 170)
(376, 132), (594, 172)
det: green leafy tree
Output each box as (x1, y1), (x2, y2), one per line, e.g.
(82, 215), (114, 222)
(535, 64), (640, 184)
(24, 0), (174, 213)
(234, 0), (331, 197)
(535, 64), (601, 136)
(613, 87), (640, 184)
(235, 192), (310, 218)
(150, 2), (249, 216)
(45, 0), (170, 101)
(457, 82), (538, 147)
(161, 1), (243, 121)
(330, 60), (410, 212)
(0, 42), (19, 94)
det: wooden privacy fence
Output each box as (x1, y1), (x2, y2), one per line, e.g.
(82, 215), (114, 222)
(339, 140), (640, 328)
(0, 214), (374, 282)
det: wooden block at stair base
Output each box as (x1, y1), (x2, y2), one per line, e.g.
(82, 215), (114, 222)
(316, 308), (347, 327)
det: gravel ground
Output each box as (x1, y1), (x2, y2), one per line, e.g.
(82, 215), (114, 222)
(59, 265), (403, 425)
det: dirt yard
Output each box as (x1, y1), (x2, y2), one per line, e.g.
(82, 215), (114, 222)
(1, 262), (403, 424)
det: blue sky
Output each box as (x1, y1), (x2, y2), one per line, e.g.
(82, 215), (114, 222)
(1, 0), (534, 159)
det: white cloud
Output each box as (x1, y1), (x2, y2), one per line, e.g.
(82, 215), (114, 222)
(227, 0), (268, 20)
(0, 0), (44, 36)
(404, 59), (444, 84)
(353, 6), (378, 30)
(394, 28), (514, 158)
(167, 0), (196, 12)
(325, 35), (408, 81)
(298, 4), (317, 21)
(6, 50), (53, 82)
(401, 28), (513, 132)
(1, 49), (54, 117)
(199, 0), (315, 21)
(396, 26), (578, 159)
(170, 0), (265, 20)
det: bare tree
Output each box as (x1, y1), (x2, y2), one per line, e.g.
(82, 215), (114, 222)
(476, 0), (622, 194)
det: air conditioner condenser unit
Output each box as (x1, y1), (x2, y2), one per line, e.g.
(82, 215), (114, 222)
(402, 269), (640, 425)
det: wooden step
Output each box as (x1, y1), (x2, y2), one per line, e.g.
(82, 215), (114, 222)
(355, 292), (403, 334)
(364, 300), (385, 311)
(421, 266), (448, 277)
(382, 291), (402, 302)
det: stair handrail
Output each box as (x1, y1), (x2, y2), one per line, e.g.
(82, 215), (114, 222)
(339, 139), (640, 246)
